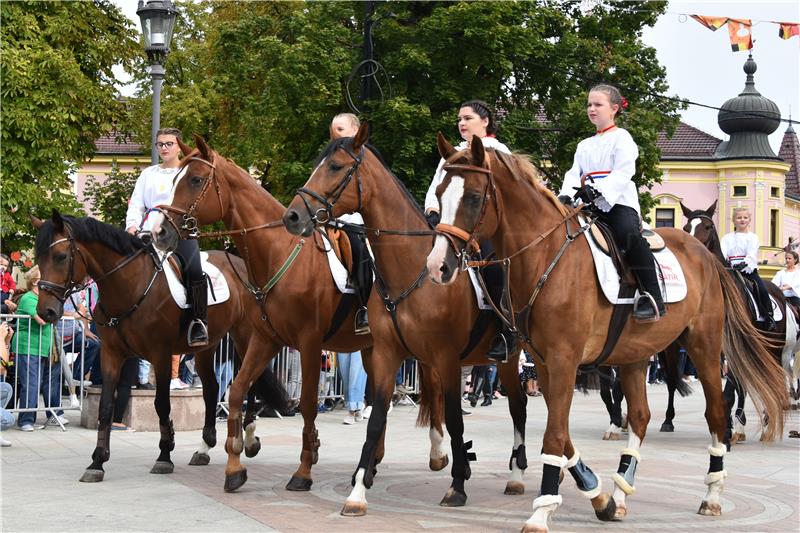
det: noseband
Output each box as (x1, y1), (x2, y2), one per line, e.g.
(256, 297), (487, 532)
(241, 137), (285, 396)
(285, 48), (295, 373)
(294, 145), (364, 226)
(157, 156), (221, 239)
(38, 229), (87, 303)
(434, 161), (496, 268)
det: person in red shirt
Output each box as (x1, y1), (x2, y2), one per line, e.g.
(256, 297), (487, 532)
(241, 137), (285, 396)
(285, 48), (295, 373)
(0, 254), (17, 314)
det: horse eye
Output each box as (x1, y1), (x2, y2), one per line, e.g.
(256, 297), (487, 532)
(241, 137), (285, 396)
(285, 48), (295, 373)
(190, 175), (204, 186)
(329, 162), (344, 172)
(464, 192), (482, 209)
(55, 252), (67, 263)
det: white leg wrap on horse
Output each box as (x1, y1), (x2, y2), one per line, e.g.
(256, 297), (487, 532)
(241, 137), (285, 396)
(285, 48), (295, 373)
(525, 494), (562, 530)
(708, 443), (726, 457)
(619, 447), (642, 461)
(704, 469), (727, 485)
(564, 449), (580, 469)
(508, 429), (526, 484)
(346, 468), (368, 505)
(541, 453), (567, 468)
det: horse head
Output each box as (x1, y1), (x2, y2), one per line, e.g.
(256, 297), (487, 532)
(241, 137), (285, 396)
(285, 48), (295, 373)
(427, 133), (499, 285)
(283, 122), (370, 237)
(151, 134), (226, 252)
(681, 199), (718, 244)
(31, 210), (89, 323)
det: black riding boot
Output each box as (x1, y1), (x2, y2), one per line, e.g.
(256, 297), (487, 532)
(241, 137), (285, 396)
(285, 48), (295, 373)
(631, 254), (666, 323)
(188, 279), (209, 347)
(487, 326), (516, 363)
(354, 306), (370, 335)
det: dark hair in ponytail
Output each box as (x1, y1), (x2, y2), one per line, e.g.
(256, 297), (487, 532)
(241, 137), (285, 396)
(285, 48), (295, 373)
(459, 99), (497, 134)
(589, 84), (625, 116)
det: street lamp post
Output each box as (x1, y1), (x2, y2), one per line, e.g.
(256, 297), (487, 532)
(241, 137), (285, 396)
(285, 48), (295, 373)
(137, 0), (177, 165)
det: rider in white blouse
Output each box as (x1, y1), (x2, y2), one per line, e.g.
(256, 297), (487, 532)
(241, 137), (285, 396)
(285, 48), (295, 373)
(772, 250), (800, 307)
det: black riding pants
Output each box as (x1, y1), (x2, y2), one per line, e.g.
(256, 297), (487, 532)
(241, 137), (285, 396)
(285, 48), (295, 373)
(597, 205), (662, 303)
(741, 270), (774, 319)
(174, 238), (203, 283)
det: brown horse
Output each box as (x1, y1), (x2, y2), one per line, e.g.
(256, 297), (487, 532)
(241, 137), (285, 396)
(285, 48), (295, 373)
(32, 212), (288, 483)
(425, 135), (787, 532)
(681, 200), (799, 441)
(149, 137), (410, 494)
(282, 125), (528, 515)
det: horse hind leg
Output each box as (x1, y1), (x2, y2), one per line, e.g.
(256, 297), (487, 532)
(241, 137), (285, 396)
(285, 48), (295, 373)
(189, 348), (219, 466)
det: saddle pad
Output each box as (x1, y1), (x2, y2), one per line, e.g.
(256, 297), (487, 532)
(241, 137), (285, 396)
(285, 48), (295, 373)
(467, 268), (493, 311)
(583, 225), (687, 305)
(163, 251), (231, 309)
(319, 228), (375, 294)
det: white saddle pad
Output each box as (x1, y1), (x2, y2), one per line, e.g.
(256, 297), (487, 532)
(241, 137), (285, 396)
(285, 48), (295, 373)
(583, 225), (687, 305)
(757, 294), (783, 322)
(319, 228), (375, 294)
(163, 251), (230, 309)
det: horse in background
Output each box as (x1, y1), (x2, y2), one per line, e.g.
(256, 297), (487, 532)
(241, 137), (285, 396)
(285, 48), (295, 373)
(426, 135), (787, 531)
(32, 212), (289, 483)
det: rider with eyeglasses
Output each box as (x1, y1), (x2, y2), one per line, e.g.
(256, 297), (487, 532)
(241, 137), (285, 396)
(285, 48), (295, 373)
(125, 128), (209, 347)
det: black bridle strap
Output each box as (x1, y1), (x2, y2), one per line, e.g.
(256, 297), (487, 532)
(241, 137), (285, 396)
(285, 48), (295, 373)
(294, 145), (364, 226)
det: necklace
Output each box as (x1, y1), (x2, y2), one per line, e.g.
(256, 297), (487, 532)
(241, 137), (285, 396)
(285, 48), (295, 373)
(596, 124), (617, 135)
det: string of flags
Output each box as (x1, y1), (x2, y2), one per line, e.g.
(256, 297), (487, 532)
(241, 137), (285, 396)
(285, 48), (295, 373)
(690, 15), (799, 52)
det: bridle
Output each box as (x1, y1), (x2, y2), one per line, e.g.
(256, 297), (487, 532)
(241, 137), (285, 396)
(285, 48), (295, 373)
(294, 144), (365, 227)
(157, 156), (223, 239)
(433, 158), (497, 269)
(37, 226), (89, 303)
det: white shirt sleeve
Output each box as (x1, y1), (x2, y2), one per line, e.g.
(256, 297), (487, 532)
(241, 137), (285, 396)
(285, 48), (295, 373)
(424, 158), (447, 213)
(773, 269), (800, 297)
(743, 233), (760, 273)
(593, 130), (638, 209)
(125, 171), (147, 230)
(559, 151), (582, 198)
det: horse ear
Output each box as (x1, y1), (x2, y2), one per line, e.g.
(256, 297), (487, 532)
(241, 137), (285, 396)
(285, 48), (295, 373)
(193, 134), (212, 160)
(470, 135), (485, 166)
(352, 121), (370, 150)
(51, 209), (64, 232)
(30, 214), (44, 230)
(706, 199), (718, 216)
(679, 202), (693, 219)
(177, 137), (193, 157)
(437, 132), (456, 159)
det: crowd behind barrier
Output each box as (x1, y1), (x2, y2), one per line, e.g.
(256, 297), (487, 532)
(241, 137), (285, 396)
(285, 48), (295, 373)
(0, 312), (421, 428)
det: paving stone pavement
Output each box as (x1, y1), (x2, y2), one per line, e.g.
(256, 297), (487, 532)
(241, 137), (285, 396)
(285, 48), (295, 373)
(2, 383), (798, 532)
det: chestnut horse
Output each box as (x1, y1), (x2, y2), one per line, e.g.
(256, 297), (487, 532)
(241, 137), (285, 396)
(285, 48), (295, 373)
(32, 212), (288, 483)
(282, 124), (528, 515)
(681, 200), (799, 441)
(425, 135), (787, 532)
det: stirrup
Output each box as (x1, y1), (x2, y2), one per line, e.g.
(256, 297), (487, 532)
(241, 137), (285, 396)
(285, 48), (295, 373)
(633, 292), (663, 323)
(354, 306), (370, 336)
(187, 319), (209, 347)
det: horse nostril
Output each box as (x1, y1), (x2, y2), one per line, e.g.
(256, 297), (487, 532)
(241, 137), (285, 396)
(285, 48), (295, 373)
(285, 210), (299, 223)
(440, 262), (450, 278)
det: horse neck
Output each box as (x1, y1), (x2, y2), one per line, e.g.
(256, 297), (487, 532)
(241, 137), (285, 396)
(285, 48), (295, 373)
(79, 241), (154, 312)
(218, 159), (285, 231)
(358, 158), (431, 287)
(705, 229), (727, 264)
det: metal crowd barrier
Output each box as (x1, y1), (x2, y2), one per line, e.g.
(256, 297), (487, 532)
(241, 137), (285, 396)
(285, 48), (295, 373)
(1, 314), (86, 432)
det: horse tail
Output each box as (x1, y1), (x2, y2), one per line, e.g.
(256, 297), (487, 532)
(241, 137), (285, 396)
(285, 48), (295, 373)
(714, 260), (787, 441)
(415, 363), (442, 428)
(659, 349), (692, 397)
(251, 364), (292, 415)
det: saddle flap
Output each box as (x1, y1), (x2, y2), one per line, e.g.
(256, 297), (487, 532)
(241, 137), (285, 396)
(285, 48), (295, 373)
(326, 228), (354, 274)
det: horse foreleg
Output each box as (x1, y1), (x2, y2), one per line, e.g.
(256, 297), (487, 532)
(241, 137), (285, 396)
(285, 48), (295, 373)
(439, 367), (472, 508)
(80, 348), (122, 483)
(286, 341), (323, 492)
(419, 364), (448, 471)
(499, 359), (528, 495)
(342, 363), (396, 517)
(609, 362), (650, 520)
(151, 356), (175, 474)
(243, 384), (261, 458)
(189, 347), (219, 466)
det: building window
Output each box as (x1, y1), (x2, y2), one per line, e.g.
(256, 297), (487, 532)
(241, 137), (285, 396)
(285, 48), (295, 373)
(770, 186), (780, 198)
(655, 208), (675, 228)
(732, 185), (747, 197)
(770, 209), (779, 247)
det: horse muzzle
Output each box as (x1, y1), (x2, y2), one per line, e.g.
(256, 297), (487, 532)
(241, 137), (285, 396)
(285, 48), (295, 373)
(282, 208), (314, 237)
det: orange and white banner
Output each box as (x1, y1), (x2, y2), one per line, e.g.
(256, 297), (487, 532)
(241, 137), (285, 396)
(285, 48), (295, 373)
(777, 21), (800, 40)
(727, 18), (753, 52)
(690, 15), (728, 31)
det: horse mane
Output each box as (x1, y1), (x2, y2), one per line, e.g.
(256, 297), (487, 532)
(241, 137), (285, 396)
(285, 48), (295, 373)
(448, 148), (568, 217)
(35, 216), (145, 260)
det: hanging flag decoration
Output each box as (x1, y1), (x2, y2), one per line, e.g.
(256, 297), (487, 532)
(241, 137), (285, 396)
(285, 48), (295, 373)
(726, 18), (753, 52)
(777, 22), (800, 40)
(690, 15), (728, 31)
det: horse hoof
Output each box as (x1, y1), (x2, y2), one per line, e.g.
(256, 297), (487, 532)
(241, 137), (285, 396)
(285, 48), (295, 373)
(341, 500), (367, 516)
(285, 475), (313, 491)
(189, 452), (211, 466)
(224, 469), (248, 492)
(150, 461), (174, 474)
(698, 501), (722, 516)
(602, 432), (621, 441)
(659, 422), (674, 432)
(614, 503), (628, 519)
(521, 524), (548, 533)
(244, 436), (261, 458)
(80, 469), (105, 483)
(504, 481), (525, 495)
(429, 455), (449, 471)
(440, 487), (467, 507)
(593, 494), (618, 522)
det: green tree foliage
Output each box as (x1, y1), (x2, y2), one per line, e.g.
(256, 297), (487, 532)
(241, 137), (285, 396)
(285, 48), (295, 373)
(83, 164), (141, 227)
(0, 0), (139, 252)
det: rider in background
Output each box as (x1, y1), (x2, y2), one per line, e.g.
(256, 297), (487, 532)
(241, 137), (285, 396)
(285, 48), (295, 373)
(125, 127), (208, 347)
(425, 100), (514, 361)
(772, 250), (800, 308)
(558, 84), (665, 323)
(329, 113), (371, 335)
(721, 207), (775, 330)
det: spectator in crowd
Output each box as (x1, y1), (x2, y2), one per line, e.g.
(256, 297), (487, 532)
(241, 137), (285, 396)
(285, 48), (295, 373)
(520, 351), (540, 397)
(0, 254), (17, 314)
(14, 266), (67, 431)
(1, 321), (16, 446)
(56, 292), (100, 386)
(337, 351), (367, 425)
(647, 354), (661, 385)
(170, 354), (190, 390)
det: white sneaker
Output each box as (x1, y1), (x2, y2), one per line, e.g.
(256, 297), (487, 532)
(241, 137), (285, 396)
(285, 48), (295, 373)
(342, 413), (356, 425)
(354, 410), (364, 422)
(170, 378), (189, 390)
(0, 436), (11, 447)
(47, 415), (70, 426)
(19, 424), (34, 432)
(362, 406), (372, 419)
(69, 394), (80, 408)
(398, 396), (414, 406)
